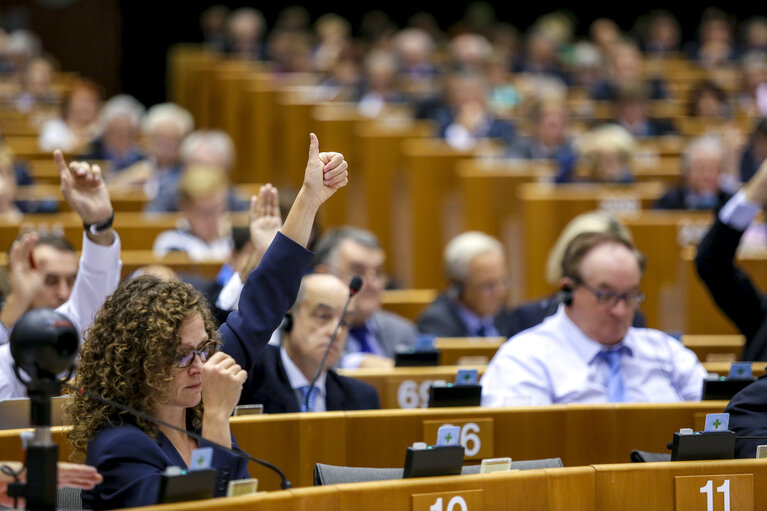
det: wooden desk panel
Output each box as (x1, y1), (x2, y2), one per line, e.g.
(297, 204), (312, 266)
(594, 459), (767, 511)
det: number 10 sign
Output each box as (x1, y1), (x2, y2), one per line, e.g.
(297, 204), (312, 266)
(674, 474), (753, 511)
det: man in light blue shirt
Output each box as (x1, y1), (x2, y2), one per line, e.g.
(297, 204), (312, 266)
(481, 231), (708, 406)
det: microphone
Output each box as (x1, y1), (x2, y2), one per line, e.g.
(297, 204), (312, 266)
(303, 276), (362, 412)
(63, 382), (293, 489)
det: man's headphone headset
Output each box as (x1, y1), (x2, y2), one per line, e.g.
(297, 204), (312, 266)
(560, 285), (574, 306)
(281, 313), (293, 333)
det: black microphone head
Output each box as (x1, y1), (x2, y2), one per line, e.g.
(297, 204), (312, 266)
(10, 308), (78, 378)
(349, 276), (363, 296)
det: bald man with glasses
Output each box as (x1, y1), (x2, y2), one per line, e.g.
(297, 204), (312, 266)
(480, 231), (708, 406)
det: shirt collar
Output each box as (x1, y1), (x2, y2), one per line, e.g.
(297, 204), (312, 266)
(280, 345), (327, 396)
(553, 304), (634, 364)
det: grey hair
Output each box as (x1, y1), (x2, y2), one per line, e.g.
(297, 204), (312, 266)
(142, 102), (194, 137)
(443, 231), (504, 283)
(311, 227), (381, 270)
(100, 94), (145, 130)
(681, 133), (725, 173)
(179, 129), (235, 170)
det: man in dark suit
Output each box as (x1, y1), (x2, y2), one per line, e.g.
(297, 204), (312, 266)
(725, 375), (767, 458)
(696, 156), (767, 361)
(312, 227), (418, 369)
(653, 134), (732, 211)
(417, 231), (514, 338)
(241, 273), (380, 413)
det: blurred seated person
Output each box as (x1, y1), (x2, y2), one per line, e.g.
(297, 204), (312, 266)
(419, 71), (516, 150)
(739, 118), (767, 182)
(481, 231), (707, 406)
(0, 461), (102, 508)
(312, 227), (418, 368)
(612, 82), (677, 138)
(685, 7), (738, 66)
(688, 80), (732, 120)
(77, 94), (146, 173)
(636, 9), (682, 57)
(311, 13), (354, 74)
(145, 129), (248, 213)
(38, 78), (102, 153)
(725, 374), (767, 457)
(513, 28), (570, 85)
(14, 54), (58, 113)
(417, 231), (514, 338)
(505, 99), (578, 182)
(506, 210), (647, 338)
(243, 273), (380, 412)
(223, 7), (267, 59)
(0, 147), (56, 218)
(152, 165), (233, 261)
(108, 102), (194, 198)
(590, 39), (670, 101)
(574, 123), (635, 183)
(654, 134), (733, 210)
(356, 50), (408, 118)
(392, 27), (440, 90)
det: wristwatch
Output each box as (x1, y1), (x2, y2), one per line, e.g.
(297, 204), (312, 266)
(83, 211), (114, 234)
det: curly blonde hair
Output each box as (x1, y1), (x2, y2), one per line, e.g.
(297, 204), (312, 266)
(66, 275), (220, 461)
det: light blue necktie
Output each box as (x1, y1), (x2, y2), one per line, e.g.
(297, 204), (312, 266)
(298, 385), (318, 412)
(596, 348), (626, 403)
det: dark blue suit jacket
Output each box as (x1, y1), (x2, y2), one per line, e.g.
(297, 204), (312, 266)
(725, 374), (767, 458)
(241, 344), (380, 413)
(82, 418), (249, 510)
(83, 232), (313, 509)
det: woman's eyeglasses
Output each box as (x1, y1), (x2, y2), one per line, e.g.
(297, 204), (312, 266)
(176, 342), (217, 368)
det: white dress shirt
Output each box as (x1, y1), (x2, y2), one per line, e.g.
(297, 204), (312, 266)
(0, 232), (122, 399)
(480, 305), (709, 406)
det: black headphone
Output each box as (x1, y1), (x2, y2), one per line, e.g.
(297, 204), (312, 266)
(281, 313), (293, 333)
(560, 286), (573, 306)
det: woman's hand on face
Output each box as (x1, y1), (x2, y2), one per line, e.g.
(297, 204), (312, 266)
(201, 352), (247, 419)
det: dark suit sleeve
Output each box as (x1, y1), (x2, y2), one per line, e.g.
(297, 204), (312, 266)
(220, 232), (313, 371)
(83, 426), (170, 509)
(725, 377), (767, 458)
(416, 296), (467, 337)
(695, 218), (767, 359)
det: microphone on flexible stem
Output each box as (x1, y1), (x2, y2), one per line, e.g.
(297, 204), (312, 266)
(304, 276), (362, 412)
(62, 382), (293, 490)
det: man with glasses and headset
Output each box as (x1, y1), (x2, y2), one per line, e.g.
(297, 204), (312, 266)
(480, 231), (707, 406)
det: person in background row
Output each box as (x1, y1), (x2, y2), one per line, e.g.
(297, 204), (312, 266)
(312, 227), (418, 368)
(38, 78), (103, 153)
(108, 102), (194, 199)
(152, 165), (232, 261)
(575, 123), (635, 183)
(653, 134), (734, 210)
(417, 231), (514, 338)
(144, 129), (248, 213)
(77, 94), (146, 173)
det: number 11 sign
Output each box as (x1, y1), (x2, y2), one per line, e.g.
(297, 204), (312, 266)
(674, 474), (753, 511)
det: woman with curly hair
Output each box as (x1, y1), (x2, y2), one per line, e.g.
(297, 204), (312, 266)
(67, 133), (349, 509)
